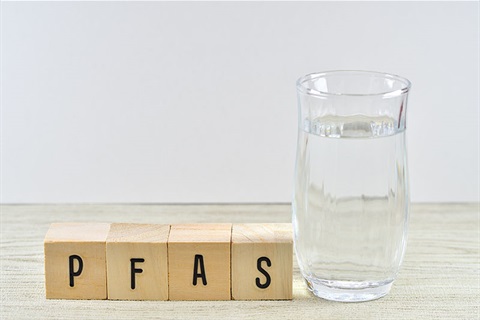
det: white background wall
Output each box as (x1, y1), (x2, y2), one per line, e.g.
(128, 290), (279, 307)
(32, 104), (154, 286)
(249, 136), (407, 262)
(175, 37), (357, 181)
(1, 2), (478, 203)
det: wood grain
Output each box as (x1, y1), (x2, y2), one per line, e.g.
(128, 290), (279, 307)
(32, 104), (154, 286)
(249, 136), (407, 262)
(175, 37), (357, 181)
(231, 224), (292, 300)
(0, 203), (478, 319)
(44, 223), (111, 299)
(106, 223), (170, 300)
(168, 224), (231, 301)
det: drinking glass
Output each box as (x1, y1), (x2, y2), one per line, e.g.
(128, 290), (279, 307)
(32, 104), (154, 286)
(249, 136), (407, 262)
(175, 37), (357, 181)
(293, 70), (411, 302)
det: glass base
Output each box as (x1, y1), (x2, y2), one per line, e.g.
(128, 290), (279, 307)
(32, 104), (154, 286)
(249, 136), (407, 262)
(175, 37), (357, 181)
(305, 278), (393, 302)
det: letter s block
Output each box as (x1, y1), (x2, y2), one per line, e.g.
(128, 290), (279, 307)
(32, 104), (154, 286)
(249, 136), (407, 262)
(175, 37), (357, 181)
(231, 224), (293, 300)
(44, 223), (111, 299)
(106, 223), (170, 300)
(168, 224), (232, 300)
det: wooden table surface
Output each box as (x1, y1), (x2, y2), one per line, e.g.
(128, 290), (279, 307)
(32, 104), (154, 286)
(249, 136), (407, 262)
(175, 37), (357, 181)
(0, 203), (478, 319)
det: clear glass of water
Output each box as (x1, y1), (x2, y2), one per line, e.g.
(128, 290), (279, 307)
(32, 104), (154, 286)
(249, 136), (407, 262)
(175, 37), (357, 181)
(293, 70), (411, 302)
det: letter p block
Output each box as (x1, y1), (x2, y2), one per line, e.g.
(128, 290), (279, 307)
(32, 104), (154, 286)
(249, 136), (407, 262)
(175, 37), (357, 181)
(44, 223), (111, 299)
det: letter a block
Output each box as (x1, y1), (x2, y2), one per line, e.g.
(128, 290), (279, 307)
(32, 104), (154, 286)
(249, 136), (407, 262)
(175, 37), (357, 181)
(231, 224), (293, 300)
(44, 223), (111, 299)
(106, 223), (170, 300)
(168, 224), (232, 300)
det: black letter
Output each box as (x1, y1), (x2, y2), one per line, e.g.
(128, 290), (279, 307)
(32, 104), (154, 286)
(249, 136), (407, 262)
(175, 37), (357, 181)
(69, 255), (83, 287)
(193, 254), (207, 286)
(130, 258), (144, 290)
(255, 257), (271, 289)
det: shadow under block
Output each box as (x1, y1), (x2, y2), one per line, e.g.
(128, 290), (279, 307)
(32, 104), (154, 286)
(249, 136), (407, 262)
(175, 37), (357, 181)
(106, 224), (170, 300)
(44, 223), (111, 299)
(231, 224), (293, 300)
(168, 224), (232, 300)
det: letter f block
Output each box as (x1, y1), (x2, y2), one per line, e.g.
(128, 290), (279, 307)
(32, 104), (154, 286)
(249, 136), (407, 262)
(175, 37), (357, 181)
(231, 224), (293, 300)
(44, 223), (111, 299)
(168, 224), (232, 300)
(106, 223), (170, 300)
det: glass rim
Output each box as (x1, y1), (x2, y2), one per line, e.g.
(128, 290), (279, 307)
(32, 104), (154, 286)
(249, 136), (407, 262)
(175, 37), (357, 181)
(296, 70), (412, 98)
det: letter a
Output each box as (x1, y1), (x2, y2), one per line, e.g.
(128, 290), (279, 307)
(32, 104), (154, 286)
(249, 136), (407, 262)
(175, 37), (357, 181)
(192, 254), (207, 286)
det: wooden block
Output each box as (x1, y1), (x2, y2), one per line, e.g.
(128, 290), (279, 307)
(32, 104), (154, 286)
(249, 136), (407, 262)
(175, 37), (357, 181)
(168, 224), (232, 300)
(44, 223), (111, 299)
(231, 223), (293, 300)
(106, 223), (170, 300)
